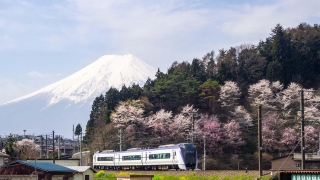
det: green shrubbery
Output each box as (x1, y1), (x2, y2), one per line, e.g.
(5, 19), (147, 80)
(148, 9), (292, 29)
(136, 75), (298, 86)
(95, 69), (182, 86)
(152, 174), (272, 180)
(93, 170), (116, 178)
(94, 171), (273, 180)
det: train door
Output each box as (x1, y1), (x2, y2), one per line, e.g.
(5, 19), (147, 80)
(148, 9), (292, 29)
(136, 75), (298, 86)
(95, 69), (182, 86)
(144, 152), (148, 165)
(172, 150), (176, 164)
(118, 154), (121, 165)
(141, 152), (144, 165)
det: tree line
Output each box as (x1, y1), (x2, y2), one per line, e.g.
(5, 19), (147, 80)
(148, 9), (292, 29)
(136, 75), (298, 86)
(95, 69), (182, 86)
(84, 23), (320, 169)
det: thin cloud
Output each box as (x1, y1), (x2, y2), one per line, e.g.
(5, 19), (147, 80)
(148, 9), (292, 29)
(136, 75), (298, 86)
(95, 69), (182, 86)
(0, 78), (33, 105)
(219, 0), (320, 38)
(26, 71), (51, 78)
(0, 0), (319, 104)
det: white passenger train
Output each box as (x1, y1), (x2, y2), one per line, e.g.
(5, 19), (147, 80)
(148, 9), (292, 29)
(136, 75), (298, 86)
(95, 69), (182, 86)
(93, 143), (197, 170)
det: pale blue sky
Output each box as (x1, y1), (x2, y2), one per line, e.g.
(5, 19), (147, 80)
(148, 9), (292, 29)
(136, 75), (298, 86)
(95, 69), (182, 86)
(0, 0), (320, 104)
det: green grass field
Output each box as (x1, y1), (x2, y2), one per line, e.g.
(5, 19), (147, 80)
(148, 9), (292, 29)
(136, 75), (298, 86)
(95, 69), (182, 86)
(94, 170), (273, 180)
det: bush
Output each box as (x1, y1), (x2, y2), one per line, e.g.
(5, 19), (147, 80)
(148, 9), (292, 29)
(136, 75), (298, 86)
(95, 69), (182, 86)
(94, 170), (105, 178)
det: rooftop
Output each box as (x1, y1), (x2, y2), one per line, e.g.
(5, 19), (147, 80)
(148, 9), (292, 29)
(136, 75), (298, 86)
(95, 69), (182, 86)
(66, 166), (97, 173)
(6, 160), (77, 172)
(0, 152), (10, 158)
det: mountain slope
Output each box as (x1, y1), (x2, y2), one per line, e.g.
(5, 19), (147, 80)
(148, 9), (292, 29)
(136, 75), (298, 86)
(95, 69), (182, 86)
(0, 54), (156, 137)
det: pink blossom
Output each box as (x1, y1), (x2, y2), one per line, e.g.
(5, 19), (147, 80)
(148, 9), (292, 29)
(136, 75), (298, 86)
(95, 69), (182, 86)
(202, 115), (224, 153)
(280, 127), (298, 151)
(224, 120), (245, 148)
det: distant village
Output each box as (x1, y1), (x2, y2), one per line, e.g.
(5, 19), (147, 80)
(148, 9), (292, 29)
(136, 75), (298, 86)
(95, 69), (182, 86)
(0, 133), (81, 159)
(0, 133), (95, 180)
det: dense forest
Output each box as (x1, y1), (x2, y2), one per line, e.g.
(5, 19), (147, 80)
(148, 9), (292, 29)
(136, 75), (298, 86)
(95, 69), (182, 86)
(84, 23), (320, 169)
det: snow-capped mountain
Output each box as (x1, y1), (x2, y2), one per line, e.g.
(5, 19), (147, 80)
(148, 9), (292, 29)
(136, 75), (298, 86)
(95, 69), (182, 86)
(0, 54), (156, 138)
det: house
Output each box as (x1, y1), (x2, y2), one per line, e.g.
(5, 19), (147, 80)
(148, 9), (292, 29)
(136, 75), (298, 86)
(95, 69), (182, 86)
(66, 166), (96, 180)
(293, 152), (320, 169)
(0, 152), (10, 166)
(0, 160), (77, 180)
(271, 154), (297, 170)
(271, 153), (320, 171)
(71, 151), (91, 166)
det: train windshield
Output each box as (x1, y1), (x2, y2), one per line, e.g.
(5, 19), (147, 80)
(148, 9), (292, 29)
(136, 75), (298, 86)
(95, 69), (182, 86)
(183, 144), (194, 148)
(180, 144), (197, 169)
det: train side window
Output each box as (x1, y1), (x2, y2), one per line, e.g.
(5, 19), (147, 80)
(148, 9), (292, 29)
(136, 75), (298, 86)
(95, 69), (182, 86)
(149, 153), (170, 160)
(97, 157), (113, 161)
(122, 155), (141, 161)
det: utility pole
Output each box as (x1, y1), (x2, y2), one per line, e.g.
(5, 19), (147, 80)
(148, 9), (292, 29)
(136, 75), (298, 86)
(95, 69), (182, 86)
(119, 129), (123, 151)
(46, 134), (48, 159)
(73, 124), (74, 141)
(40, 136), (43, 158)
(35, 158), (38, 180)
(203, 135), (206, 170)
(80, 133), (82, 166)
(64, 142), (66, 156)
(300, 90), (305, 170)
(258, 105), (262, 177)
(319, 132), (320, 152)
(53, 131), (55, 164)
(58, 135), (60, 159)
(192, 113), (194, 144)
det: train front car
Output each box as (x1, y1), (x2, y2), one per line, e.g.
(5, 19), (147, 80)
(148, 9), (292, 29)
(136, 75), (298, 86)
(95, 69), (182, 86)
(178, 143), (197, 170)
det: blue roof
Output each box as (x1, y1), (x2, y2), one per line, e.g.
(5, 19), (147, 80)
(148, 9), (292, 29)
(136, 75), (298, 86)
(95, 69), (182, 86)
(7, 160), (77, 172)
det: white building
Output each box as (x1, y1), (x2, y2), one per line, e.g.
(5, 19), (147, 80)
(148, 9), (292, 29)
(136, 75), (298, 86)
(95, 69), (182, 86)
(0, 152), (10, 166)
(66, 166), (96, 180)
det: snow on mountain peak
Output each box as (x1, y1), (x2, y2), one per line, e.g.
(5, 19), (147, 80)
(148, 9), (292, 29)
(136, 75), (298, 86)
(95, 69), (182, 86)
(4, 54), (156, 106)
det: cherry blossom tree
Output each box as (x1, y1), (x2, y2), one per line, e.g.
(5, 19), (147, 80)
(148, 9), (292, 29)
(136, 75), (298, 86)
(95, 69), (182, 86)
(219, 81), (241, 108)
(231, 106), (252, 126)
(280, 127), (299, 152)
(304, 126), (318, 151)
(170, 104), (198, 133)
(261, 113), (283, 152)
(15, 139), (40, 160)
(220, 81), (252, 127)
(111, 104), (147, 147)
(279, 83), (320, 120)
(248, 79), (283, 109)
(202, 115), (224, 153)
(280, 82), (301, 110)
(111, 105), (145, 128)
(148, 109), (173, 128)
(223, 120), (245, 149)
(147, 109), (173, 143)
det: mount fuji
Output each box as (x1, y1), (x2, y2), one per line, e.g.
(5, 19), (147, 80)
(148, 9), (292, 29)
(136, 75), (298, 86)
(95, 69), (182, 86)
(0, 54), (156, 138)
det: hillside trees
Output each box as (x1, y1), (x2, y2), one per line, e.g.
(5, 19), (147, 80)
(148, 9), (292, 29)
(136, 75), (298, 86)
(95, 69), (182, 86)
(248, 79), (320, 153)
(270, 24), (292, 85)
(198, 79), (220, 114)
(84, 23), (320, 169)
(237, 47), (267, 94)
